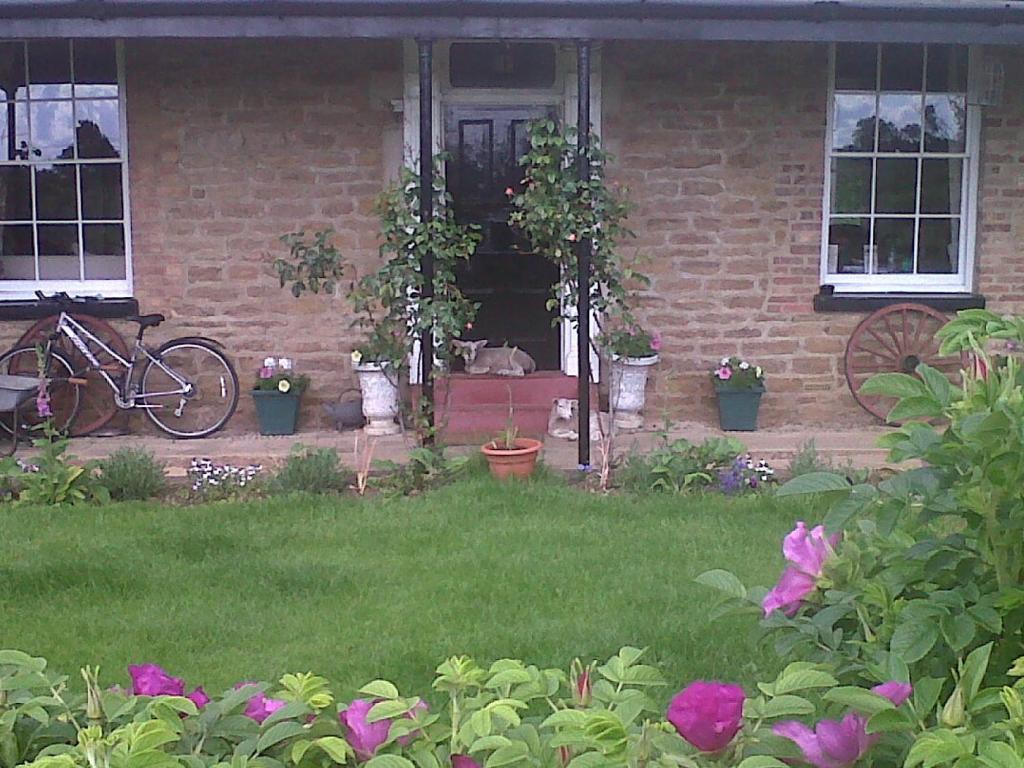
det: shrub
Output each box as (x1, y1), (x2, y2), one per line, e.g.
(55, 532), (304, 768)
(619, 435), (775, 494)
(0, 427), (108, 505)
(98, 447), (166, 501)
(271, 445), (348, 494)
(787, 439), (869, 483)
(376, 446), (469, 496)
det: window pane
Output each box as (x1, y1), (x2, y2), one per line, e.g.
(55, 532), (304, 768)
(37, 223), (79, 279)
(835, 43), (877, 90)
(926, 45), (968, 92)
(878, 94), (921, 152)
(75, 100), (121, 158)
(830, 158), (872, 214)
(0, 42), (27, 101)
(0, 101), (29, 161)
(30, 101), (75, 161)
(921, 159), (962, 214)
(0, 224), (34, 280)
(80, 164), (122, 220)
(449, 43), (556, 88)
(874, 218), (915, 274)
(28, 41), (72, 99)
(918, 218), (959, 274)
(875, 157), (918, 214)
(833, 94), (876, 152)
(828, 218), (870, 274)
(880, 44), (923, 91)
(35, 165), (78, 221)
(83, 224), (125, 279)
(924, 95), (966, 152)
(74, 40), (118, 98)
(0, 166), (32, 221)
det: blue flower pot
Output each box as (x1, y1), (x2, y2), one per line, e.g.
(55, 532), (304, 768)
(714, 385), (764, 431)
(252, 391), (301, 436)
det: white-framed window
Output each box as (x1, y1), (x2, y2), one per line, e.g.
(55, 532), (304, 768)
(821, 43), (980, 293)
(0, 40), (132, 299)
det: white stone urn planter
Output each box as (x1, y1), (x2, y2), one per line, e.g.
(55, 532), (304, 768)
(354, 362), (400, 436)
(609, 354), (660, 430)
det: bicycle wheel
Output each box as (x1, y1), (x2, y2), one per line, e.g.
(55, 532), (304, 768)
(16, 314), (128, 436)
(139, 339), (239, 438)
(0, 347), (81, 435)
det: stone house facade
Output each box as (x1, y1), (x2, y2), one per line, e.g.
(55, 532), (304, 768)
(1, 1), (1023, 436)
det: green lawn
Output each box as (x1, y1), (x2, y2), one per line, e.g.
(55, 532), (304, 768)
(0, 475), (808, 702)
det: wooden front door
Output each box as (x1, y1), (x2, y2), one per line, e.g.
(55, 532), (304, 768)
(445, 105), (561, 371)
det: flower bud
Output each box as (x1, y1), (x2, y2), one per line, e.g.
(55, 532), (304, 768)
(570, 659), (594, 707)
(940, 685), (965, 728)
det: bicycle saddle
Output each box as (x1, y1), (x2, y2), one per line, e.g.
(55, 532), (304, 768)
(126, 313), (165, 329)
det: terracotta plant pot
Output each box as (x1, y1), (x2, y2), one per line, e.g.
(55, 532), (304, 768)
(481, 437), (543, 480)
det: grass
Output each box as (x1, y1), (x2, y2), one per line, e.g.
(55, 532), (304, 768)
(0, 474), (810, 702)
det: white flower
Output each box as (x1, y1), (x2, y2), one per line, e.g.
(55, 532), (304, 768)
(739, 361), (750, 370)
(755, 366), (763, 378)
(278, 357), (294, 370)
(263, 357), (276, 368)
(277, 379), (292, 394)
(351, 350), (363, 364)
(720, 357), (730, 367)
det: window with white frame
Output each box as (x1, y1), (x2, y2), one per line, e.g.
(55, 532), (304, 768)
(0, 40), (131, 298)
(823, 43), (977, 293)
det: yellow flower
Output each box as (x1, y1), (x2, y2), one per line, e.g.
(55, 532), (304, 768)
(277, 379), (291, 394)
(351, 350), (363, 365)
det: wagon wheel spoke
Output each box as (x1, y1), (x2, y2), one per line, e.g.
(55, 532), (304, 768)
(863, 327), (901, 362)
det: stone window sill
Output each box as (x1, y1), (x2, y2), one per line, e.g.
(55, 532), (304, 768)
(0, 298), (139, 321)
(813, 290), (985, 313)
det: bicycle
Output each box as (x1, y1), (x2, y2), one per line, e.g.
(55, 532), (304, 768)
(0, 292), (240, 438)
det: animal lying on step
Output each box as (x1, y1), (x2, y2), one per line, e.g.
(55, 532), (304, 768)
(452, 340), (537, 377)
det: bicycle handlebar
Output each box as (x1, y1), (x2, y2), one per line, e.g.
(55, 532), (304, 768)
(34, 290), (86, 307)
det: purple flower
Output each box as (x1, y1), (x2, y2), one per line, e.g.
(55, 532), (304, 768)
(259, 366), (274, 379)
(773, 682), (912, 768)
(452, 757), (481, 768)
(340, 699), (392, 761)
(667, 681), (745, 752)
(763, 523), (839, 617)
(244, 692), (287, 724)
(187, 687), (210, 709)
(397, 700), (428, 746)
(716, 367), (732, 381)
(650, 332), (663, 352)
(129, 664), (185, 697)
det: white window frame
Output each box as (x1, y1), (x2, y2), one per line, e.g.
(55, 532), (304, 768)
(0, 39), (133, 300)
(819, 43), (981, 294)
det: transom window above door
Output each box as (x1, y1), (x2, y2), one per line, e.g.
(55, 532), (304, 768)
(822, 43), (977, 293)
(0, 40), (131, 299)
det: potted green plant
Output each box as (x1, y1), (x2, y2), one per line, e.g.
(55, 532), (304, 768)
(480, 406), (542, 480)
(711, 356), (765, 431)
(601, 326), (662, 430)
(252, 358), (310, 436)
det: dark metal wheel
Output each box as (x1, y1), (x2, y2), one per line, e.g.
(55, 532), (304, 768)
(844, 303), (961, 423)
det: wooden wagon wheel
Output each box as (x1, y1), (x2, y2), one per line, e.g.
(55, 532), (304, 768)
(14, 314), (129, 436)
(845, 303), (961, 424)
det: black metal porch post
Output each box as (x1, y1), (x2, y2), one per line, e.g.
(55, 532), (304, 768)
(576, 41), (592, 470)
(418, 39), (435, 444)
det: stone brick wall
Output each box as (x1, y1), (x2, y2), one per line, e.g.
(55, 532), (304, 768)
(124, 39), (403, 433)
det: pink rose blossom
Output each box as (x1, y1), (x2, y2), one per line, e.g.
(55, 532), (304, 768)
(129, 664), (185, 697)
(234, 683), (286, 724)
(340, 699), (392, 761)
(452, 757), (482, 768)
(763, 522), (840, 617)
(186, 687), (210, 709)
(667, 681), (745, 752)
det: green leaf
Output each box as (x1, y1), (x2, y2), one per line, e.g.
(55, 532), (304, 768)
(736, 758), (790, 768)
(776, 472), (851, 497)
(890, 618), (939, 663)
(888, 396), (944, 423)
(961, 643), (993, 705)
(541, 710), (587, 729)
(358, 680), (400, 700)
(940, 613), (976, 652)
(365, 757), (416, 768)
(866, 708), (915, 734)
(367, 699), (414, 723)
(484, 743), (530, 768)
(772, 665), (839, 695)
(694, 570), (747, 600)
(917, 364), (954, 406)
(823, 687), (895, 715)
(979, 741), (1023, 768)
(256, 721), (307, 753)
(859, 373), (928, 399)
(761, 695), (816, 718)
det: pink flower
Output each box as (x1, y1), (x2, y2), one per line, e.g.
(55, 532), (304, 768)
(504, 187), (515, 197)
(259, 366), (274, 379)
(568, 233), (578, 242)
(773, 682), (912, 768)
(452, 757), (481, 768)
(716, 367), (732, 381)
(186, 687), (210, 709)
(650, 333), (663, 352)
(667, 681), (745, 752)
(397, 701), (428, 746)
(340, 699), (392, 761)
(129, 664), (185, 697)
(763, 523), (839, 617)
(244, 692), (287, 724)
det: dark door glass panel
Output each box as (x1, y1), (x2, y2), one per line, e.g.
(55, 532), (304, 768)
(874, 158), (918, 214)
(918, 218), (959, 274)
(31, 101), (75, 161)
(920, 159), (962, 214)
(874, 218), (915, 274)
(450, 43), (556, 89)
(37, 223), (79, 279)
(0, 102), (30, 161)
(75, 100), (121, 158)
(80, 164), (122, 219)
(833, 94), (875, 152)
(0, 42), (27, 101)
(828, 217), (870, 274)
(880, 44), (923, 91)
(35, 165), (78, 220)
(924, 95), (966, 152)
(835, 44), (877, 90)
(926, 45), (968, 92)
(0, 224), (35, 279)
(84, 224), (125, 279)
(28, 41), (72, 99)
(74, 41), (118, 98)
(0, 166), (32, 221)
(831, 158), (872, 214)
(877, 94), (921, 152)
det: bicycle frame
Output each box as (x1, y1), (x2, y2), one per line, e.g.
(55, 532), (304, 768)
(52, 312), (194, 410)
